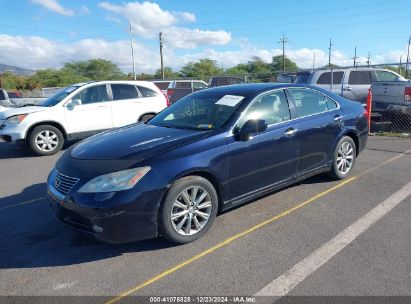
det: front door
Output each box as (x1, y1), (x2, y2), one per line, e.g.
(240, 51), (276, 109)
(228, 89), (299, 203)
(64, 84), (113, 135)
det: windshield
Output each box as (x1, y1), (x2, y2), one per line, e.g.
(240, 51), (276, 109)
(294, 72), (311, 84)
(40, 86), (81, 107)
(149, 92), (245, 130)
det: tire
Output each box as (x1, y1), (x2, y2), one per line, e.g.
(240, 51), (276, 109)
(139, 114), (155, 122)
(28, 125), (64, 156)
(327, 136), (356, 180)
(159, 176), (218, 244)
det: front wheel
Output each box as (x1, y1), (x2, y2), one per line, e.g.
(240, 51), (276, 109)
(28, 125), (64, 156)
(327, 136), (356, 180)
(159, 176), (218, 244)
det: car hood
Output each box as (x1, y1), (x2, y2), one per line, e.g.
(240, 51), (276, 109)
(70, 123), (211, 161)
(0, 106), (46, 119)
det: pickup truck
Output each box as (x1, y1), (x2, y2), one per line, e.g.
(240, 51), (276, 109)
(0, 88), (45, 108)
(370, 80), (411, 131)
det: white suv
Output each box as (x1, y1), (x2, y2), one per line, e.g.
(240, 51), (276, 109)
(0, 80), (168, 155)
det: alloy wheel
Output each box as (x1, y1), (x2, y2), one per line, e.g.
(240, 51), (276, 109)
(337, 142), (354, 175)
(171, 186), (213, 236)
(35, 130), (59, 152)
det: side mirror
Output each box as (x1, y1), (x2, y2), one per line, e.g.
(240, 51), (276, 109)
(70, 99), (82, 107)
(236, 119), (267, 141)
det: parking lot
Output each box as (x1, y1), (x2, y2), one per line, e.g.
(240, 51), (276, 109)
(0, 136), (410, 302)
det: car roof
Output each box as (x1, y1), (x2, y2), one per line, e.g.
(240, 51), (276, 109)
(197, 83), (315, 96)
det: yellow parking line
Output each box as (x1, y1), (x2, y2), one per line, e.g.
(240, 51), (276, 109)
(105, 177), (356, 304)
(0, 196), (46, 210)
(105, 147), (411, 304)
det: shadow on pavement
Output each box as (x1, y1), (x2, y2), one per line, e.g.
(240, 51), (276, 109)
(0, 183), (176, 269)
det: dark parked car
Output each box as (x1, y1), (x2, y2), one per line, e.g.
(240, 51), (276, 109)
(47, 84), (368, 244)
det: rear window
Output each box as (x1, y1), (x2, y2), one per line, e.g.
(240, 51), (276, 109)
(154, 82), (171, 90)
(375, 71), (400, 82)
(137, 86), (158, 97)
(316, 72), (344, 85)
(111, 84), (139, 100)
(293, 72), (311, 84)
(348, 71), (372, 85)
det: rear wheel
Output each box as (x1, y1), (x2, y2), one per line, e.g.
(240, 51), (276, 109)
(327, 136), (356, 180)
(28, 125), (64, 156)
(159, 176), (218, 244)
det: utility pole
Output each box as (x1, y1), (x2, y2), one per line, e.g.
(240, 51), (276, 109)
(312, 51), (316, 70)
(328, 38), (333, 67)
(159, 32), (165, 79)
(406, 35), (411, 79)
(366, 52), (371, 67)
(279, 34), (288, 72)
(352, 46), (359, 67)
(129, 19), (136, 80)
(399, 55), (402, 75)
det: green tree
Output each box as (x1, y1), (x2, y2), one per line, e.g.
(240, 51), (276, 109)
(320, 63), (341, 69)
(180, 58), (222, 78)
(225, 63), (249, 75)
(247, 56), (272, 74)
(63, 59), (125, 80)
(272, 55), (298, 72)
(154, 67), (177, 79)
(29, 69), (89, 88)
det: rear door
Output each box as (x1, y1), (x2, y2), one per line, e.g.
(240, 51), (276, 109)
(110, 84), (142, 127)
(288, 88), (343, 173)
(315, 71), (345, 96)
(64, 84), (113, 135)
(343, 70), (372, 103)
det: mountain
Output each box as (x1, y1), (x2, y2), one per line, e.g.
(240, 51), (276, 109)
(0, 63), (35, 76)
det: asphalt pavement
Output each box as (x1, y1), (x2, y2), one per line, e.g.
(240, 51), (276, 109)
(0, 136), (410, 303)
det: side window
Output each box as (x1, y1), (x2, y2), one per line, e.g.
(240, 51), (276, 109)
(0, 90), (5, 100)
(238, 90), (290, 128)
(111, 84), (139, 100)
(316, 72), (344, 84)
(348, 71), (372, 85)
(72, 85), (108, 105)
(176, 82), (191, 89)
(193, 82), (207, 89)
(289, 89), (331, 117)
(375, 71), (399, 82)
(137, 86), (158, 97)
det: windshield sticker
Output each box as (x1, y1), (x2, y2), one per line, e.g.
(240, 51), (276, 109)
(215, 95), (244, 107)
(197, 124), (213, 129)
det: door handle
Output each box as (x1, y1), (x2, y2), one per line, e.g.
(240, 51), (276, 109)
(334, 115), (343, 121)
(284, 128), (298, 137)
(343, 87), (352, 91)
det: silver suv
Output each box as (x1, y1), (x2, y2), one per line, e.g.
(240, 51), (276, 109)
(294, 67), (406, 103)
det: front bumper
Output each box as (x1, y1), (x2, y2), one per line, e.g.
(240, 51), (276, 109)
(47, 182), (164, 244)
(0, 122), (26, 142)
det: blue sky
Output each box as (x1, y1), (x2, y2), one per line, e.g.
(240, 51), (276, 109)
(0, 0), (410, 72)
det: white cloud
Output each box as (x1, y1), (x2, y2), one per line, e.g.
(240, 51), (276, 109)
(31, 0), (74, 16)
(0, 34), (157, 72)
(0, 34), (406, 74)
(81, 5), (90, 15)
(98, 1), (231, 48)
(163, 28), (231, 49)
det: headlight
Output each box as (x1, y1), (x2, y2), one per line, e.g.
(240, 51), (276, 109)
(78, 167), (151, 193)
(6, 114), (28, 124)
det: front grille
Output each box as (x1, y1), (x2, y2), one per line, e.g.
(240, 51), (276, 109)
(53, 171), (79, 196)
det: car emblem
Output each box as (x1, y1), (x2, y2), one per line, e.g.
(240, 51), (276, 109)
(55, 177), (60, 187)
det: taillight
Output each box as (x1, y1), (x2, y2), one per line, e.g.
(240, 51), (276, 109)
(167, 89), (174, 100)
(405, 87), (411, 101)
(164, 93), (170, 107)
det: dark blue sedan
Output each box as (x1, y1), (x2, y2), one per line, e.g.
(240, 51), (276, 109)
(47, 84), (368, 244)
